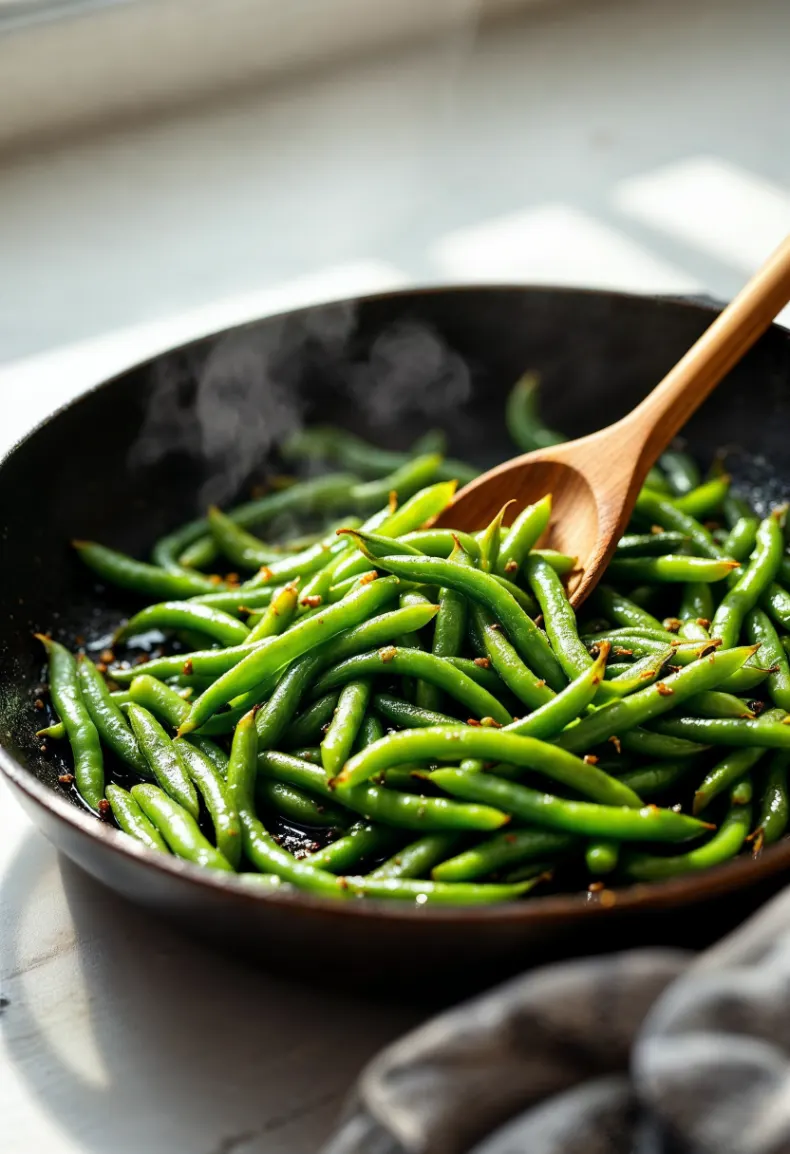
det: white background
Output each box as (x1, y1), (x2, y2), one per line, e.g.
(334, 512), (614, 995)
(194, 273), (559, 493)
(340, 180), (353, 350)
(2, 0), (790, 1151)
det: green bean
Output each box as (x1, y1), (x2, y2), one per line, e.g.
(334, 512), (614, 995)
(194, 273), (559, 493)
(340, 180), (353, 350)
(243, 535), (352, 588)
(525, 553), (593, 683)
(180, 473), (360, 570)
(615, 532), (688, 558)
(645, 465), (672, 494)
(590, 585), (667, 632)
(373, 693), (458, 729)
(477, 504), (510, 573)
(179, 577), (400, 733)
(76, 655), (149, 776)
(131, 784), (233, 871)
(127, 704), (199, 817)
(152, 516), (211, 574)
(504, 645), (610, 742)
(555, 646), (755, 754)
(321, 679), (371, 776)
(693, 722), (777, 815)
(617, 759), (702, 799)
(432, 828), (574, 883)
(624, 789), (750, 880)
(255, 654), (320, 749)
(652, 715), (790, 750)
(74, 540), (223, 597)
(336, 725), (641, 805)
(349, 538), (565, 690)
(731, 776), (753, 806)
(606, 647), (675, 694)
(497, 495), (552, 577)
(634, 490), (719, 558)
(349, 453), (444, 509)
(174, 740), (242, 867)
(289, 746), (322, 764)
(38, 636), (105, 813)
(256, 778), (349, 827)
(308, 822), (400, 873)
(677, 582), (714, 643)
(763, 582), (790, 631)
(313, 648), (512, 726)
(281, 425), (420, 477)
(431, 769), (710, 842)
(606, 556), (738, 583)
(398, 529), (481, 561)
(226, 711), (345, 895)
(207, 505), (284, 569)
(582, 627), (676, 645)
(187, 586), (276, 613)
(672, 476), (730, 518)
(125, 676), (229, 762)
(505, 371), (563, 451)
(619, 727), (709, 760)
(745, 608), (790, 710)
(722, 516), (759, 563)
(247, 582), (299, 642)
(342, 874), (541, 904)
(416, 583), (468, 713)
(659, 450), (701, 496)
(257, 750), (509, 831)
(686, 690), (755, 720)
(357, 713), (385, 748)
(723, 493), (754, 528)
(711, 514), (784, 647)
(281, 692), (340, 748)
(106, 783), (168, 852)
(115, 600), (250, 647)
(443, 657), (512, 699)
(756, 752), (790, 845)
(470, 612), (554, 710)
(586, 840), (619, 875)
(369, 832), (463, 880)
(719, 664), (773, 694)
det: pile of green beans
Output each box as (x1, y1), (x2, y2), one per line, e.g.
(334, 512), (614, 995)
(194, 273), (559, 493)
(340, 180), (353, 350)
(38, 375), (790, 903)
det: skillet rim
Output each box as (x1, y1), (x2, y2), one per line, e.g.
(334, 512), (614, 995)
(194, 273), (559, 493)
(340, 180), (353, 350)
(3, 282), (790, 926)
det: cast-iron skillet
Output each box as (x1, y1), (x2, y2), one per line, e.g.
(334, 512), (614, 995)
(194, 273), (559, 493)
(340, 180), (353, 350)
(3, 286), (790, 992)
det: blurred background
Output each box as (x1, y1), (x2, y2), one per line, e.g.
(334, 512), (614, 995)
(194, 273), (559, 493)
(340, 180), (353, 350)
(0, 0), (789, 443)
(2, 2), (790, 1151)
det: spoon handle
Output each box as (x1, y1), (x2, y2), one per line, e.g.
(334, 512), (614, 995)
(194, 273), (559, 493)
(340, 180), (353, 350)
(622, 232), (790, 469)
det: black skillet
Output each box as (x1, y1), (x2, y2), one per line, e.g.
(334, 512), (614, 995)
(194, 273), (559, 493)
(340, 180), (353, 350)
(3, 286), (790, 993)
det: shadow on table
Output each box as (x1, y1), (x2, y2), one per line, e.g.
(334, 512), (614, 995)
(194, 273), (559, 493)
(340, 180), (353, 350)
(1, 830), (421, 1154)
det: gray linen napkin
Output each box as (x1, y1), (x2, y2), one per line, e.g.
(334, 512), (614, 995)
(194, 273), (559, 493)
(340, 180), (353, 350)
(322, 886), (790, 1154)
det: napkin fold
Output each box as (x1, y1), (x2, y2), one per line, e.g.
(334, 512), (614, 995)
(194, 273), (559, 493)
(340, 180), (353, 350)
(322, 886), (790, 1154)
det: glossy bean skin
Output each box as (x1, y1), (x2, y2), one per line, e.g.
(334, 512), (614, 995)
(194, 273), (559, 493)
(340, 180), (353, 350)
(617, 759), (702, 800)
(116, 600), (250, 647)
(336, 725), (641, 807)
(431, 769), (710, 842)
(39, 636), (105, 813)
(77, 655), (149, 777)
(369, 832), (463, 880)
(723, 516), (759, 563)
(308, 823), (400, 873)
(525, 554), (591, 679)
(255, 654), (321, 750)
(652, 715), (790, 751)
(207, 505), (283, 569)
(607, 556), (738, 583)
(634, 490), (719, 558)
(256, 779), (349, 828)
(174, 739), (242, 867)
(349, 453), (444, 510)
(257, 750), (509, 831)
(757, 752), (790, 845)
(477, 609), (556, 710)
(281, 692), (340, 748)
(505, 371), (563, 451)
(678, 582), (714, 643)
(658, 450), (701, 495)
(321, 679), (372, 777)
(555, 646), (755, 754)
(106, 783), (168, 852)
(590, 586), (667, 633)
(672, 475), (730, 519)
(745, 608), (790, 711)
(372, 693), (458, 729)
(179, 577), (401, 732)
(693, 739), (773, 816)
(619, 727), (709, 759)
(226, 711), (346, 897)
(131, 784), (233, 871)
(342, 874), (541, 904)
(624, 790), (750, 881)
(586, 841), (619, 875)
(126, 675), (230, 759)
(711, 515), (784, 647)
(179, 473), (360, 570)
(312, 647), (512, 726)
(188, 586), (276, 613)
(73, 540), (223, 597)
(615, 532), (688, 558)
(496, 495), (552, 577)
(416, 584), (467, 713)
(247, 582), (299, 642)
(347, 538), (566, 690)
(127, 704), (199, 817)
(685, 690), (755, 720)
(432, 828), (575, 883)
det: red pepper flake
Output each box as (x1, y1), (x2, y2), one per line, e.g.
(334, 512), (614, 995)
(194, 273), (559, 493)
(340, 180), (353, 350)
(473, 656), (491, 669)
(379, 646), (398, 664)
(58, 773), (75, 784)
(300, 595), (323, 609)
(208, 574), (223, 586)
(388, 491), (398, 514)
(34, 698), (44, 710)
(608, 736), (622, 754)
(599, 889), (616, 908)
(225, 573), (240, 587)
(588, 881), (605, 894)
(662, 618), (681, 634)
(100, 649), (115, 664)
(535, 679), (546, 689)
(258, 567), (274, 583)
(583, 754), (599, 765)
(183, 659), (194, 676)
(505, 833), (517, 843)
(504, 559), (518, 574)
(480, 717), (502, 728)
(359, 570), (378, 585)
(133, 654), (149, 665)
(98, 799), (111, 820)
(337, 877), (349, 890)
(466, 718), (481, 727)
(487, 622), (501, 632)
(696, 617), (711, 628)
(656, 682), (674, 697)
(96, 662), (108, 674)
(650, 524), (663, 535)
(614, 647), (634, 658)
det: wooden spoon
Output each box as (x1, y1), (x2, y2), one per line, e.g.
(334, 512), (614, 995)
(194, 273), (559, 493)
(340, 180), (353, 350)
(437, 233), (790, 606)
